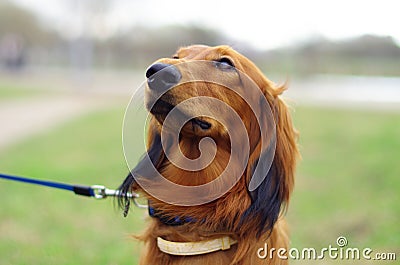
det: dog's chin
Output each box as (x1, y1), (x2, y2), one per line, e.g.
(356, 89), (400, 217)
(148, 99), (212, 133)
(148, 99), (174, 117)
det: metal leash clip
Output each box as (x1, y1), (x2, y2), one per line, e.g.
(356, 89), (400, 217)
(91, 185), (148, 209)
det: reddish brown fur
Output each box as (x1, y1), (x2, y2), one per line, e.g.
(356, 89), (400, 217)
(131, 45), (299, 265)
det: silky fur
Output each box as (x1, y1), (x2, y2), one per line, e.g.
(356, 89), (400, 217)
(120, 45), (299, 265)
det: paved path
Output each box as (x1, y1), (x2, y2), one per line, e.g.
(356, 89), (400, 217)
(0, 95), (107, 151)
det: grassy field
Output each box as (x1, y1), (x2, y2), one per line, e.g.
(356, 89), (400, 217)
(0, 84), (49, 100)
(0, 105), (399, 264)
(0, 106), (145, 265)
(289, 107), (399, 264)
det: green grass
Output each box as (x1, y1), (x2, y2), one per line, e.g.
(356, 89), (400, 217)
(0, 84), (49, 100)
(0, 106), (146, 265)
(0, 105), (399, 264)
(289, 107), (400, 264)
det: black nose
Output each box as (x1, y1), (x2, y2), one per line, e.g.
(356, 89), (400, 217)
(145, 63), (182, 92)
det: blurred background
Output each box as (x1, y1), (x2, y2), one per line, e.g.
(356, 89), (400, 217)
(0, 0), (398, 264)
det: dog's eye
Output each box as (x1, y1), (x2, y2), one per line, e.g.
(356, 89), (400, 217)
(215, 57), (235, 70)
(172, 55), (179, 59)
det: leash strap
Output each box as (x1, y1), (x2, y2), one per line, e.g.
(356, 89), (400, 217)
(0, 172), (139, 201)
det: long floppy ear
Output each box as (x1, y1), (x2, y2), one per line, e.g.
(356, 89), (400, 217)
(241, 86), (298, 237)
(118, 123), (165, 213)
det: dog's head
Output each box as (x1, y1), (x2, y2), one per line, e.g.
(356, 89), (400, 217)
(120, 45), (298, 236)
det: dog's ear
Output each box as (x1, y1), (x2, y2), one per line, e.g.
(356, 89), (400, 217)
(118, 124), (165, 212)
(241, 91), (298, 237)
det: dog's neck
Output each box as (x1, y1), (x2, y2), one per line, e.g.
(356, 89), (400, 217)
(160, 135), (231, 186)
(148, 134), (251, 231)
(180, 135), (230, 157)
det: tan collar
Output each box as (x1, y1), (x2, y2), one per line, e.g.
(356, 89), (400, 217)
(157, 236), (238, 256)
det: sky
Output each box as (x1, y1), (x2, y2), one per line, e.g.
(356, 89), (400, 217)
(11, 0), (400, 50)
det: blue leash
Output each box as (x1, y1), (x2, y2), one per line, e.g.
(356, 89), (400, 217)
(0, 172), (137, 200)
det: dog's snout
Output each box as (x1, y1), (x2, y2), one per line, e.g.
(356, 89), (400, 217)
(146, 63), (169, 78)
(146, 63), (182, 92)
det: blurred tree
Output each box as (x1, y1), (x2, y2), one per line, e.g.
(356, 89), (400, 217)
(94, 25), (231, 68)
(259, 35), (400, 76)
(1, 0), (399, 76)
(0, 1), (62, 69)
(0, 2), (59, 46)
(0, 34), (25, 70)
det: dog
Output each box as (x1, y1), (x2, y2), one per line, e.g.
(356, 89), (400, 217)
(120, 45), (299, 265)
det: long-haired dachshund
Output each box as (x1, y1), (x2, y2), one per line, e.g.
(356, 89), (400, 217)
(120, 45), (299, 265)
